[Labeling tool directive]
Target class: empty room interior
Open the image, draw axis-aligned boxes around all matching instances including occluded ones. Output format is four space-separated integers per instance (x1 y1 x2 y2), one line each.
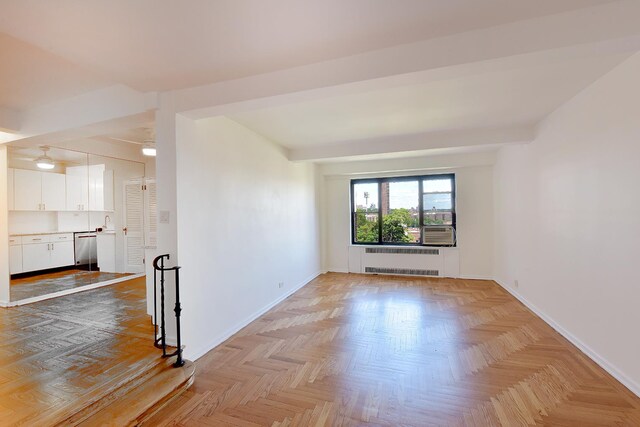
1 1 639 425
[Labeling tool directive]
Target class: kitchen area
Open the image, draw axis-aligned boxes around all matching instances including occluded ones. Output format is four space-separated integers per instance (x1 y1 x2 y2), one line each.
5 142 156 304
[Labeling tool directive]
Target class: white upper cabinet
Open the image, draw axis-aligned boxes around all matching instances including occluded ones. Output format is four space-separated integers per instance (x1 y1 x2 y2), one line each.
13 169 65 211
65 164 113 212
41 172 66 211
88 164 105 211
103 170 114 212
66 167 89 211
9 165 112 212
14 169 41 210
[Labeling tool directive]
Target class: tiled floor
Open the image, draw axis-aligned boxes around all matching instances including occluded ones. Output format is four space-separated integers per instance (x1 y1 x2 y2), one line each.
10 269 132 301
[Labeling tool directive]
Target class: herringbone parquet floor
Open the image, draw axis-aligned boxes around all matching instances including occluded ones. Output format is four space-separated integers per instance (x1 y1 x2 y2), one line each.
148 273 640 426
0 277 158 426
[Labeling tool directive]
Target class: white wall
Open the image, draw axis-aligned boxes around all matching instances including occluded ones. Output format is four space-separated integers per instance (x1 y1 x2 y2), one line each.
0 146 10 304
175 116 321 360
321 157 494 279
8 211 58 234
493 52 640 395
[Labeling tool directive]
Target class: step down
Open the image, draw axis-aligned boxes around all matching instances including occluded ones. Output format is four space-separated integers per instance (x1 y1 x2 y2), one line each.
53 357 195 426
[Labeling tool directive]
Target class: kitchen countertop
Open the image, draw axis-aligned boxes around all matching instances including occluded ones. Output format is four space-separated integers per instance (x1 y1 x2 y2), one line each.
10 230 116 237
10 231 82 237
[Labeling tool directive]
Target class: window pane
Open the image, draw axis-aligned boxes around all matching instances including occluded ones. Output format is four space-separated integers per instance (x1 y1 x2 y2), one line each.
381 181 420 243
423 178 451 193
353 182 378 211
353 210 379 243
423 210 453 225
422 177 453 226
423 193 452 211
353 182 379 242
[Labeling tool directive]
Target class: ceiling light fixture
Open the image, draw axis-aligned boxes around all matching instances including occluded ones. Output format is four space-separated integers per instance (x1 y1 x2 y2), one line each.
35 147 55 170
142 141 156 157
141 129 156 156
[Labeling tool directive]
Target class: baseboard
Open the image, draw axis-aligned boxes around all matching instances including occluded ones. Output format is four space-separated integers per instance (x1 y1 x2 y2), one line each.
326 267 348 273
458 275 495 281
6 273 145 307
185 270 323 361
0 300 8 308
494 278 640 398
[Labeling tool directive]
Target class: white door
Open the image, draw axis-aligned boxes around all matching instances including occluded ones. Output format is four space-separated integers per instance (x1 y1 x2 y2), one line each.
50 241 75 268
123 179 145 273
42 172 66 211
143 179 157 248
22 243 51 272
14 169 42 211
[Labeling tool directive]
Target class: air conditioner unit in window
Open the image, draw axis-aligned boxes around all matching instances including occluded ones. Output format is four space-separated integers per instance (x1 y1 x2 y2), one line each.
423 225 455 246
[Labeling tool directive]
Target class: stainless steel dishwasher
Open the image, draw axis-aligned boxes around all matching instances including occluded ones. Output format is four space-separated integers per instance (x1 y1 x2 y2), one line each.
74 231 97 268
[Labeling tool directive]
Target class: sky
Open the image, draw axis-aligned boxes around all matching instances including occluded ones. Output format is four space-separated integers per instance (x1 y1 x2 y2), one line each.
353 179 452 210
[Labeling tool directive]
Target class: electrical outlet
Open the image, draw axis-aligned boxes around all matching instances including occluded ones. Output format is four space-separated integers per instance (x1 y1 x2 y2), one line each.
514 280 519 288
278 282 284 289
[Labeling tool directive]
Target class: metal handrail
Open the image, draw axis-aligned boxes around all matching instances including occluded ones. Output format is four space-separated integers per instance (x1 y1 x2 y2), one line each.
152 253 185 368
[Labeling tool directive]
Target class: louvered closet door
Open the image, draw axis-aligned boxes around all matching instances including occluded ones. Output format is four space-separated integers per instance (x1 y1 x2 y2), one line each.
143 179 157 248
123 179 145 273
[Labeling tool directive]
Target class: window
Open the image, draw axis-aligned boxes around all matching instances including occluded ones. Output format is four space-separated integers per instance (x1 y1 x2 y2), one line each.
351 174 456 246
352 181 379 243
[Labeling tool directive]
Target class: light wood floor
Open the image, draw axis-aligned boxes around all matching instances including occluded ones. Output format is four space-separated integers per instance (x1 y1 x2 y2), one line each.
10 269 132 301
148 272 640 426
0 277 158 426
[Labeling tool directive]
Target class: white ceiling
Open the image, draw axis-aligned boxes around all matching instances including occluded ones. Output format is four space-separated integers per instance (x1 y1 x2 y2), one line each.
0 33 110 110
0 0 613 96
228 53 631 149
0 0 637 164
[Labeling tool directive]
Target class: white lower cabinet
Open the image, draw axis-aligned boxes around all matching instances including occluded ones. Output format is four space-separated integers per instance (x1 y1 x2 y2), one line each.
97 233 116 272
15 233 76 274
9 245 23 274
22 243 51 272
50 241 75 268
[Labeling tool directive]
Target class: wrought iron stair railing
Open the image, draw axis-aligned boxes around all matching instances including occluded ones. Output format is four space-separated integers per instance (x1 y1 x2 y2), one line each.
152 254 184 368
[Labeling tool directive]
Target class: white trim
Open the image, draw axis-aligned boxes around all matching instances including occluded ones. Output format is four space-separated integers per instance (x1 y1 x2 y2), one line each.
459 275 494 281
185 271 322 361
0 300 8 308
6 273 145 307
494 279 640 398
326 267 348 273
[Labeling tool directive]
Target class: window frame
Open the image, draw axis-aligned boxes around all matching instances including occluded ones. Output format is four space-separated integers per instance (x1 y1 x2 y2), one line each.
350 173 456 246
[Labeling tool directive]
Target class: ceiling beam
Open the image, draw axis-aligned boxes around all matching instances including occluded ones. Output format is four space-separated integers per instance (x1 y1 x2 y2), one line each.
171 0 640 118
287 125 535 162
4 85 157 144
319 150 498 176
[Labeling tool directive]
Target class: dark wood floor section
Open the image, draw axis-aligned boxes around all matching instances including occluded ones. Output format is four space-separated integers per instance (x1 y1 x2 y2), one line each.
10 269 133 301
0 277 157 426
148 272 640 426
